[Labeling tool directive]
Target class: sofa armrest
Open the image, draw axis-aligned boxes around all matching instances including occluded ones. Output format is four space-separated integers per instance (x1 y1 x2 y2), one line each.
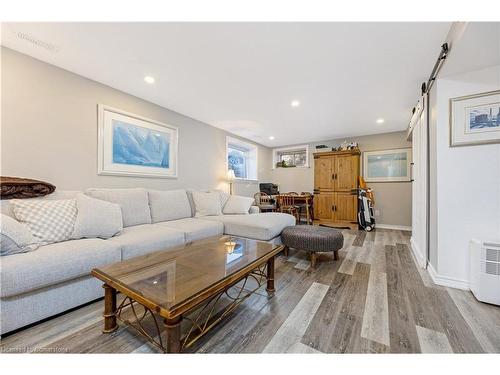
249 205 260 214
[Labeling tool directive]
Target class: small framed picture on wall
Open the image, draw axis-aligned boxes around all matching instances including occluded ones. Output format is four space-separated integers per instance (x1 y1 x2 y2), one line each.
450 90 500 147
362 148 412 182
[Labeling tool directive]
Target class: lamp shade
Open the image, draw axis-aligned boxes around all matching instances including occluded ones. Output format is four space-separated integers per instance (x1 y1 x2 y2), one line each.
227 169 236 181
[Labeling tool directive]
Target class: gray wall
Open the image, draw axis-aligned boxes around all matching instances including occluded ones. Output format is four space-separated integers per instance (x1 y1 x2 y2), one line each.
270 131 412 227
1 47 271 196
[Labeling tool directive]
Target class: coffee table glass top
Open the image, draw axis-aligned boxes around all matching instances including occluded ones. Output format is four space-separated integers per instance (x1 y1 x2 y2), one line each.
93 236 281 312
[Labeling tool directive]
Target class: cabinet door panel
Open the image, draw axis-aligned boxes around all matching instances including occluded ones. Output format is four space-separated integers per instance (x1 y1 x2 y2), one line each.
334 155 359 191
314 194 333 221
314 157 334 190
334 192 358 222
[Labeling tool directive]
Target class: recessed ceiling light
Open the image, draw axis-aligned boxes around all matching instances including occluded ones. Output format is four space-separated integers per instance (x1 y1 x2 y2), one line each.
291 100 300 107
144 76 155 84
269 136 275 140
376 118 385 124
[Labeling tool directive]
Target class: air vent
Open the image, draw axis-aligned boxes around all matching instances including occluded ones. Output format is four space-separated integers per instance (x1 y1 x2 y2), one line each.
15 31 59 53
486 248 500 262
485 261 500 276
484 246 500 275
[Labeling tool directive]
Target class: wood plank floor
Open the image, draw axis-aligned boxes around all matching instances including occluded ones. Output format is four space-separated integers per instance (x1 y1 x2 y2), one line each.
2 228 500 354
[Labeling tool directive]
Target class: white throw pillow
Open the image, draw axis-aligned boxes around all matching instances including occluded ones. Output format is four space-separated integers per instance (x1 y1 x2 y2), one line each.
192 191 222 217
222 195 255 215
11 199 77 245
85 188 151 227
72 194 123 239
0 214 39 256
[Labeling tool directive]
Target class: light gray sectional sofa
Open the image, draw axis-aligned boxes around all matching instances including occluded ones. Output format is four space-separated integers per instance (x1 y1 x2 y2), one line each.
0 188 295 334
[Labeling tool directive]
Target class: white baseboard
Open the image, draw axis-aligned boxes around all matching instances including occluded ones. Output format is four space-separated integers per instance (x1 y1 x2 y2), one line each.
376 224 412 231
371 223 470 291
427 263 469 290
410 237 426 268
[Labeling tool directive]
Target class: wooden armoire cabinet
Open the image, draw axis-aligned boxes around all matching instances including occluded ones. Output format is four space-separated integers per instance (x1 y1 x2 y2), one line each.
313 150 360 229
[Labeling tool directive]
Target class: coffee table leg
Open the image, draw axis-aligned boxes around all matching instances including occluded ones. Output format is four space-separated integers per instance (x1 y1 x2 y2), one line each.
266 256 275 295
283 245 289 257
102 284 118 333
164 317 182 353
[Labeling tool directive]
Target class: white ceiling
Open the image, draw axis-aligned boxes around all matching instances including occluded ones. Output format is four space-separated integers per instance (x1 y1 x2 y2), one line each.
1 22 451 147
441 22 500 78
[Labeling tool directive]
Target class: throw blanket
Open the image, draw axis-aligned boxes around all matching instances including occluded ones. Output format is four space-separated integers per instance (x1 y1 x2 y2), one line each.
0 176 56 200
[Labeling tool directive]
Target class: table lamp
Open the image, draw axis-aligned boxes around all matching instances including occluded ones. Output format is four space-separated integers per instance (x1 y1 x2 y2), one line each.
227 169 236 195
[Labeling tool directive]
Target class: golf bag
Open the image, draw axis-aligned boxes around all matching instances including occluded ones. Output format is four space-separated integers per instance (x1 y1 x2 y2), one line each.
358 186 375 231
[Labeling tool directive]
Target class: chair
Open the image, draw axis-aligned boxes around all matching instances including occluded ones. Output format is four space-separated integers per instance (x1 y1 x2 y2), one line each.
287 192 313 225
277 194 300 223
254 192 276 212
299 192 314 225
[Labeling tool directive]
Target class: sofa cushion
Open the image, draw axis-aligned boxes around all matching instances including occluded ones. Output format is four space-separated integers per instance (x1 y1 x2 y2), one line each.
157 218 224 242
85 188 151 227
0 238 121 298
191 191 222 217
72 193 123 239
148 189 192 223
108 224 185 260
201 212 296 241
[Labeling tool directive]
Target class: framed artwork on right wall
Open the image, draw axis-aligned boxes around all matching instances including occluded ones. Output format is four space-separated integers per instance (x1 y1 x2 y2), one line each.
363 148 412 182
450 90 500 147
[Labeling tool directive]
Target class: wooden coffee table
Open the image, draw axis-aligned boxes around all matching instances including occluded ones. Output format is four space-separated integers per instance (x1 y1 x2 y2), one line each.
91 235 283 353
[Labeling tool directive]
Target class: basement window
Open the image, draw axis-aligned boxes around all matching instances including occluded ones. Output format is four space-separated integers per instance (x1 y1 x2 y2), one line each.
273 145 309 168
226 137 258 180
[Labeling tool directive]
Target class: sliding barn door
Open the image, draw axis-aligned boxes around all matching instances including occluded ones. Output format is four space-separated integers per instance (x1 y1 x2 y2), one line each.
410 95 428 268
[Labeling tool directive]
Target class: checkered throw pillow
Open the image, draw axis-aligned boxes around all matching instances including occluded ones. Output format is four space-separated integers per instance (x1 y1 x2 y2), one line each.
211 189 231 210
11 199 77 245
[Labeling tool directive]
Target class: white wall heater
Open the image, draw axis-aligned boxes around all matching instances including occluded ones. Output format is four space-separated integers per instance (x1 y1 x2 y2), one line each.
470 239 500 306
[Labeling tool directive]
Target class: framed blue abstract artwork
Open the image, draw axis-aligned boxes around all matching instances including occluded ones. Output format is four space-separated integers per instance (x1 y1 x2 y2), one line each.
450 90 500 147
98 105 178 178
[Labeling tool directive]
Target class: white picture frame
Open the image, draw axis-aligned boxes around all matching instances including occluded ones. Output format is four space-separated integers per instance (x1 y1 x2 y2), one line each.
362 148 412 182
450 90 500 147
97 105 178 178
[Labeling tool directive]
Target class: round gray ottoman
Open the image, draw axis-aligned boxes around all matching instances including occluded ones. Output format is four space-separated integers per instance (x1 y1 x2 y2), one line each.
281 226 344 269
